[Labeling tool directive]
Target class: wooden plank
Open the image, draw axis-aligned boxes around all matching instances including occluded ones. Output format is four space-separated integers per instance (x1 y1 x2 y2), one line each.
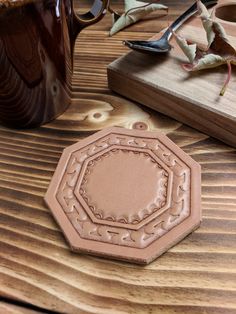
0 91 236 313
108 0 236 148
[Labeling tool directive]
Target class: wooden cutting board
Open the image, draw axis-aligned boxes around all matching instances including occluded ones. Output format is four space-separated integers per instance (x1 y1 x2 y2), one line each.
108 1 236 148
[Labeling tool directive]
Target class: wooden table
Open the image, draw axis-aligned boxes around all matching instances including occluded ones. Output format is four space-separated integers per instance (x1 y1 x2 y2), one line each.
1 1 236 313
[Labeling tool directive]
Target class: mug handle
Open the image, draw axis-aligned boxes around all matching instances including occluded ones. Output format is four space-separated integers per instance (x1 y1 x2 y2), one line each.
74 0 109 28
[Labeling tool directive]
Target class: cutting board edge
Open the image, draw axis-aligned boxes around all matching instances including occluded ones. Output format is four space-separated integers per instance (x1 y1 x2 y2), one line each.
108 54 236 123
107 65 236 148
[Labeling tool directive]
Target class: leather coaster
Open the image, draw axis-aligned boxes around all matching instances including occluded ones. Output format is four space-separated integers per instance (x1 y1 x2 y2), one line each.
45 127 201 264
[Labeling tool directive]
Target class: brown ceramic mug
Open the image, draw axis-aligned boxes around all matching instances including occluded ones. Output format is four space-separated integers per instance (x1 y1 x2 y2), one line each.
0 0 108 128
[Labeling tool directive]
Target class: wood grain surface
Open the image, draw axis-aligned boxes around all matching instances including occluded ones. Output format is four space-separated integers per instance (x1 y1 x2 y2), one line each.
0 301 45 314
0 1 236 313
108 0 236 148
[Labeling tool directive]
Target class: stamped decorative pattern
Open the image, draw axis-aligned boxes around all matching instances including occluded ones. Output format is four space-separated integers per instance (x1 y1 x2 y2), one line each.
56 132 190 249
79 148 169 225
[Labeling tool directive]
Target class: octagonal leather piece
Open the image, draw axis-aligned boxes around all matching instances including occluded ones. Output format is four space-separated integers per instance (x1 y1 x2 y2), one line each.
45 127 201 264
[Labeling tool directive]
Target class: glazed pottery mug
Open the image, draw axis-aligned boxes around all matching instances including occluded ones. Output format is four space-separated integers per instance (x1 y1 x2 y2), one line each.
0 0 109 128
